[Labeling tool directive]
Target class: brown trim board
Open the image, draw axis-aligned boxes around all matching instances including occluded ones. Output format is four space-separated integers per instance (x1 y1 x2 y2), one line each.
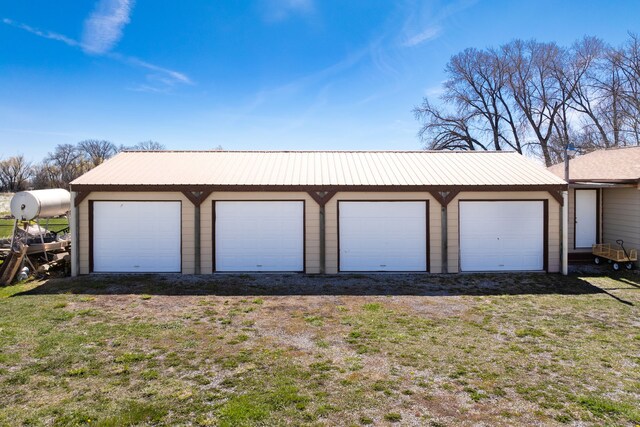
336 200 430 273
212 200 306 273
543 199 549 272
89 200 183 274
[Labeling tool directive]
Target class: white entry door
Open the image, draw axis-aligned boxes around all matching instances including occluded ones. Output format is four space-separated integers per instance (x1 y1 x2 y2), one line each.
459 201 544 272
575 190 597 248
93 201 181 273
215 201 304 272
339 201 427 271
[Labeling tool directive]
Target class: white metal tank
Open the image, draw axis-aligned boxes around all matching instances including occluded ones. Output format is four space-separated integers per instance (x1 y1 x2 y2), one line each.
10 189 71 221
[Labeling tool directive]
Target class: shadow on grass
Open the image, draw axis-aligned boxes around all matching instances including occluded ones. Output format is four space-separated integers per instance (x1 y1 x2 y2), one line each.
10 270 638 304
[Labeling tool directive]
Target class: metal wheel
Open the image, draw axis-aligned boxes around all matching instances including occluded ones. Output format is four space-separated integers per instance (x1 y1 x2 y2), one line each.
625 262 634 270
594 257 601 265
612 262 620 271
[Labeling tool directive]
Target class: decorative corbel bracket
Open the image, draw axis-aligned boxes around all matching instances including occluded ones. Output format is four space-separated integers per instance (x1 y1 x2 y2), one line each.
182 189 214 207
308 190 337 207
73 191 90 207
548 190 564 206
428 189 460 207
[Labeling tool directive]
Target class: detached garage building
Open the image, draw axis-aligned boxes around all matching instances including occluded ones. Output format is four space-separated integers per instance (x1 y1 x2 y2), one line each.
69 151 567 275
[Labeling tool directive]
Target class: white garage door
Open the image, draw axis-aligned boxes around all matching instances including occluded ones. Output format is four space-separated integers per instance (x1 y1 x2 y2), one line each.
459 201 544 272
93 201 181 273
215 201 304 272
339 201 427 272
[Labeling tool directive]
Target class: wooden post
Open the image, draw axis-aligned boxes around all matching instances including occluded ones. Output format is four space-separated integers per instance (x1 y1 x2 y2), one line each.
441 205 448 274
194 204 201 275
320 205 325 274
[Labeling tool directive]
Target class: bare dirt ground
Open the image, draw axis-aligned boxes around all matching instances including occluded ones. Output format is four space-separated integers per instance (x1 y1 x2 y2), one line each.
1 268 639 426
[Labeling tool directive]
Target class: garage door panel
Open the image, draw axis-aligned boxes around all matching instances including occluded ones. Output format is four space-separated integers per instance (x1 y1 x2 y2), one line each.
339 201 427 272
215 201 304 272
93 201 181 273
460 201 544 272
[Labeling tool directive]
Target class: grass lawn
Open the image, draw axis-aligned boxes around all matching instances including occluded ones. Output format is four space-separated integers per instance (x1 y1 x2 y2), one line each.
0 218 69 239
0 270 639 426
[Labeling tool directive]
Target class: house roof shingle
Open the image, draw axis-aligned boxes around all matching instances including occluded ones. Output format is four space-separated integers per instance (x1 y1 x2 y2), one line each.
548 146 640 183
70 150 566 188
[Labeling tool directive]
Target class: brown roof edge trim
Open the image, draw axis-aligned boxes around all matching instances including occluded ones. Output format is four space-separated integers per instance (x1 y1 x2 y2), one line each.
70 184 568 193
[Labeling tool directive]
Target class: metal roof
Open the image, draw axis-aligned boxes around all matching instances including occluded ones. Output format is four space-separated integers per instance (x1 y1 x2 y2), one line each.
548 146 640 183
70 150 566 188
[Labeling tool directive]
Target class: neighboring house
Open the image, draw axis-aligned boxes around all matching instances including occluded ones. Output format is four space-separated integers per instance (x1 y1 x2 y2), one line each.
548 146 640 266
69 151 567 275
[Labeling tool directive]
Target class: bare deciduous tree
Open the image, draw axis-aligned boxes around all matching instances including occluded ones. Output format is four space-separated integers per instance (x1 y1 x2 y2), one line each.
39 144 89 188
443 48 523 152
503 40 569 166
415 34 640 166
123 140 166 151
0 155 32 192
78 139 118 166
414 99 486 151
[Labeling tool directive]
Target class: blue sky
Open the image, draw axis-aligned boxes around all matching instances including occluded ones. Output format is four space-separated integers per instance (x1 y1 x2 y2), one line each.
2 0 640 161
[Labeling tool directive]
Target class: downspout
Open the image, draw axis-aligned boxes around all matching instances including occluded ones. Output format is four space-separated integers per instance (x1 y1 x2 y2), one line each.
70 191 79 277
562 190 568 276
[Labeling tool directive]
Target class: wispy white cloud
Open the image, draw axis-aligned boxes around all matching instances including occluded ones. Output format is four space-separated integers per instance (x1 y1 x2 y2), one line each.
2 15 191 91
245 47 367 112
2 18 80 47
81 0 134 54
399 0 477 48
402 26 442 47
122 54 193 84
262 0 314 23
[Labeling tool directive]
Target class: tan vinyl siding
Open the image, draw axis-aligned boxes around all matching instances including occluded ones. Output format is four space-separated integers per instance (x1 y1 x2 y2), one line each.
201 192 320 274
77 192 194 275
447 191 561 273
324 192 441 274
602 188 640 266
